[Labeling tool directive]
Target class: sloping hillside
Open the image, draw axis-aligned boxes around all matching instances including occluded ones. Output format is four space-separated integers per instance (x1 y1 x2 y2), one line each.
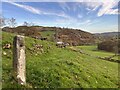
2 32 119 88
95 32 120 38
2 26 95 45
55 29 95 45
94 32 120 43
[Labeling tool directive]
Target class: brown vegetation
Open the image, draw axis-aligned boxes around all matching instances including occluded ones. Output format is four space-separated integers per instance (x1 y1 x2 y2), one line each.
2 26 95 46
55 29 95 46
2 26 41 38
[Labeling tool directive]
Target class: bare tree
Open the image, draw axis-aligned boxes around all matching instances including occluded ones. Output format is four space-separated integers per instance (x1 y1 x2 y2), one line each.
29 22 35 26
23 21 35 26
8 18 17 28
23 21 29 26
0 17 6 28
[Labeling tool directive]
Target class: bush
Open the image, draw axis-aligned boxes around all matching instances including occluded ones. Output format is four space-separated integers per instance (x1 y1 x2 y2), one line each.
98 40 120 53
2 26 41 38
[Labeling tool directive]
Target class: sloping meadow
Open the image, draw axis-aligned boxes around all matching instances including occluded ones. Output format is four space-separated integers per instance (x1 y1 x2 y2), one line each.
2 32 119 88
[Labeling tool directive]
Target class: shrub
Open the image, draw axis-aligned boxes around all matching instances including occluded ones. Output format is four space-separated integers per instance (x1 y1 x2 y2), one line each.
98 40 120 53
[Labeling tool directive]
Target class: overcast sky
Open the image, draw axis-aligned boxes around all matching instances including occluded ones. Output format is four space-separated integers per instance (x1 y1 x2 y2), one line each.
2 0 119 33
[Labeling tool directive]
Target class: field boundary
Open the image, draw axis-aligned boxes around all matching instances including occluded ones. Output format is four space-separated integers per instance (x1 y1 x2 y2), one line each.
69 47 120 63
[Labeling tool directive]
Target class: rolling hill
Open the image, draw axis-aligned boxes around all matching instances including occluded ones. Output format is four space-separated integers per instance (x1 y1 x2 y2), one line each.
2 26 95 46
2 31 119 88
94 32 120 43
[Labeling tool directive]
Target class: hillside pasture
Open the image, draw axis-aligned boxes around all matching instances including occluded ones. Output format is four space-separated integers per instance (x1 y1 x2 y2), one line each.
2 32 119 88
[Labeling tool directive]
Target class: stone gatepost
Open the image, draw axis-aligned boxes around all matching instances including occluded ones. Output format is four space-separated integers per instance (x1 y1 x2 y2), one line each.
13 35 26 85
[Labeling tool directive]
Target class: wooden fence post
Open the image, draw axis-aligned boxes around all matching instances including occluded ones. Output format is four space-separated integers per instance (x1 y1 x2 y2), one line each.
13 35 26 85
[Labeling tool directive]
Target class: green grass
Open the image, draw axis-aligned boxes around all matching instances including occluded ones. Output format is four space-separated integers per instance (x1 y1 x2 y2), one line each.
112 56 119 60
2 32 119 88
40 31 55 41
76 45 120 60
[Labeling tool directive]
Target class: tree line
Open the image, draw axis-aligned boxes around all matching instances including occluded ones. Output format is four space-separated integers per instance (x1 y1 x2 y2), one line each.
0 17 35 28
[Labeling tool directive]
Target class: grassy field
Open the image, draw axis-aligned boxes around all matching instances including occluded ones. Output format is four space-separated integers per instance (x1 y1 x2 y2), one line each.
40 31 55 41
76 46 120 60
2 32 119 88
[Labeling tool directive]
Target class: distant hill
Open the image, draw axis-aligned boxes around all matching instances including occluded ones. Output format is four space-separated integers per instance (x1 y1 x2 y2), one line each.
2 26 95 46
94 32 120 43
55 29 95 46
95 32 120 37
